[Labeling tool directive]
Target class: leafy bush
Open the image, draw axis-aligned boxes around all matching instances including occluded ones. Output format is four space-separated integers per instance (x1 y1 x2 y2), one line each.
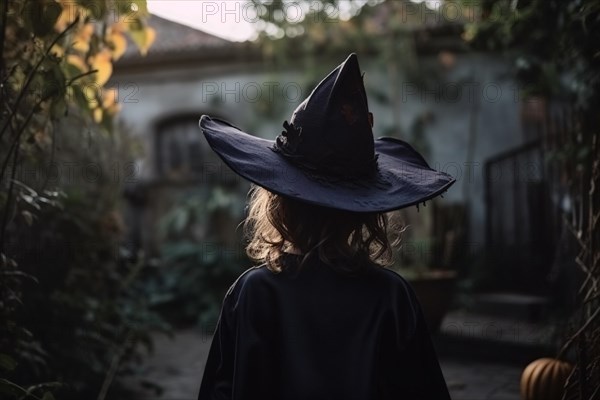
154 186 249 327
0 1 163 398
1 113 170 399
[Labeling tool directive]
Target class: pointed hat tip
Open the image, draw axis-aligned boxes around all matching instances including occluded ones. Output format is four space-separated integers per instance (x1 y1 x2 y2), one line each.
339 53 362 78
344 53 359 66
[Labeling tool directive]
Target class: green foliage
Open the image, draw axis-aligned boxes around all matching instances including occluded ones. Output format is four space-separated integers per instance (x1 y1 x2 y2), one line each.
155 186 248 327
1 114 169 399
0 1 164 398
252 0 468 141
464 1 600 397
0 375 61 400
1 0 153 148
463 0 600 106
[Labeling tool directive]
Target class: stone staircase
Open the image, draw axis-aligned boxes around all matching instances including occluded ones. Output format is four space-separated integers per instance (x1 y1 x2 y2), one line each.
433 292 559 364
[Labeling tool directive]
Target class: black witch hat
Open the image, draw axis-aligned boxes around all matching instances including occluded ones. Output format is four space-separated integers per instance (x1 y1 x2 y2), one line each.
199 53 455 212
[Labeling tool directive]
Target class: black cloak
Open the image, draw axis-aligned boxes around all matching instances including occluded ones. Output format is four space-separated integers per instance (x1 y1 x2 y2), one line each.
197 254 451 400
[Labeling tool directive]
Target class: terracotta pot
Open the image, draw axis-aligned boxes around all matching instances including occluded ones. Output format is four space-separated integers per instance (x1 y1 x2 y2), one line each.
409 270 457 332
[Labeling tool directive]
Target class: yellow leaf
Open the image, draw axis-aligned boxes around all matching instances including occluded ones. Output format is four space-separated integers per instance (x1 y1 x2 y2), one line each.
91 50 113 86
84 84 100 109
80 23 95 41
67 54 87 72
72 23 95 53
55 1 79 32
111 21 126 33
129 25 156 56
102 88 118 108
72 39 89 53
107 31 127 60
50 44 64 57
93 107 103 123
106 103 121 116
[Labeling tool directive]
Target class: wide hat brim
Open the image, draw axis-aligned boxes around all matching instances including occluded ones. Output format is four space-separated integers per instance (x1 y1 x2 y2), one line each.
199 116 455 213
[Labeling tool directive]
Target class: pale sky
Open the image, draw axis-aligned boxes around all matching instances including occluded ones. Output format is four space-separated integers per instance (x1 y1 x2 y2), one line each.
147 0 259 42
147 0 433 42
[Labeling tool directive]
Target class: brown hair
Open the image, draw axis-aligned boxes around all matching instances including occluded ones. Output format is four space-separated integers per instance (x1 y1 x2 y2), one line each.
243 185 402 273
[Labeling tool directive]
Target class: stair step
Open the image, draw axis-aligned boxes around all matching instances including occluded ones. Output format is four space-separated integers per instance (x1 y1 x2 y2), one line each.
469 292 550 322
434 309 557 364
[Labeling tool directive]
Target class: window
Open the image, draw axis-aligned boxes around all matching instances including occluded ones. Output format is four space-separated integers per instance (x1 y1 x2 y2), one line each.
156 115 216 179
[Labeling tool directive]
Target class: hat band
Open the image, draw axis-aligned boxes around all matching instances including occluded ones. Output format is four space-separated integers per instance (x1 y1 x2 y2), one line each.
270 121 378 179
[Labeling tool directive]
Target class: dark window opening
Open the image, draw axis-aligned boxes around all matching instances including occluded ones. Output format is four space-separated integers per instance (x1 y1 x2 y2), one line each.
156 116 229 182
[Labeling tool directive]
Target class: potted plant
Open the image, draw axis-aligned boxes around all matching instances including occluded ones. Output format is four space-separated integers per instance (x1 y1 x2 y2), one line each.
401 266 458 333
388 204 460 333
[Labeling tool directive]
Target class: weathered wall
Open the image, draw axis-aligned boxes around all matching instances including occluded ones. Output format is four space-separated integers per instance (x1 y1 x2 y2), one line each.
112 51 527 256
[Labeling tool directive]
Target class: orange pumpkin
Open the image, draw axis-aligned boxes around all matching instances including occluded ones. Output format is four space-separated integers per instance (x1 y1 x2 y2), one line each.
520 357 573 400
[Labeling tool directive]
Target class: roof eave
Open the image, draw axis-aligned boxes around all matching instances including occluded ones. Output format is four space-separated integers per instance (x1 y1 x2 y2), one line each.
114 42 262 73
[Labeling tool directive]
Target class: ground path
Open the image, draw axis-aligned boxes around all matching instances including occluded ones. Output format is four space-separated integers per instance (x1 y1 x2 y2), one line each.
119 329 523 400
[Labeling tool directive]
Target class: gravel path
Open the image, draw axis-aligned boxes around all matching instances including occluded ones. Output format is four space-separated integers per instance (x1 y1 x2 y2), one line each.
119 329 523 400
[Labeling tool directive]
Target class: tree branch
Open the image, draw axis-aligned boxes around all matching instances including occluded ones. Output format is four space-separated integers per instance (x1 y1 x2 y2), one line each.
0 16 80 142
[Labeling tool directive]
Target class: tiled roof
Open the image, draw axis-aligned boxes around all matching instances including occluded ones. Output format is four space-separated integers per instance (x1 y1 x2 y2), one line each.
122 14 233 60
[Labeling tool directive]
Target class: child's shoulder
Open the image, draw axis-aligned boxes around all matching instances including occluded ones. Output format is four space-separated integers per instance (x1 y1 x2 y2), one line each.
376 266 412 285
369 266 420 299
224 264 271 297
225 263 416 302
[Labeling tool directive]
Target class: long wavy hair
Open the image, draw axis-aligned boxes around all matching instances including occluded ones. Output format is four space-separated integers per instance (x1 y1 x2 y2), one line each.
243 185 402 273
